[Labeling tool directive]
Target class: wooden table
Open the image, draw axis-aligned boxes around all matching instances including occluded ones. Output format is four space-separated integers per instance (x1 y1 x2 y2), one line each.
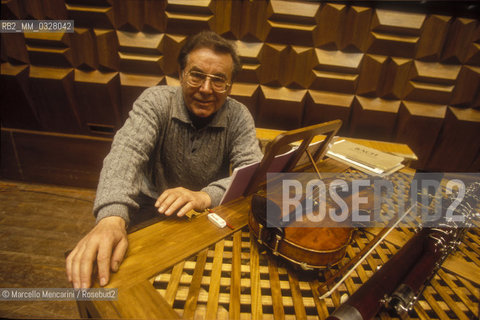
77 135 479 319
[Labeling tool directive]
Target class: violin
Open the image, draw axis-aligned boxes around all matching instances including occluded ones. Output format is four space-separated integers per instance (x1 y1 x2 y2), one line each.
249 181 375 269
244 120 372 269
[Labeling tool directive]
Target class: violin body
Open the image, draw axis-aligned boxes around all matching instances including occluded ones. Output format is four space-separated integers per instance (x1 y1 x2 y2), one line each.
249 184 375 270
245 120 353 269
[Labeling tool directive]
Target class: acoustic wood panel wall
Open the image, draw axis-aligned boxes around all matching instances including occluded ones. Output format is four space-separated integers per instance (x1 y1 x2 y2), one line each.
1 0 480 187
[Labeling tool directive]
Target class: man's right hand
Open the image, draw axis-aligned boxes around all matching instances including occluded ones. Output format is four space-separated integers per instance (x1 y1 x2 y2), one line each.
65 216 128 289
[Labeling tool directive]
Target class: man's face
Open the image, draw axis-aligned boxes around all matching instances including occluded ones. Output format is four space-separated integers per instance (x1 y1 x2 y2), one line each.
180 47 233 118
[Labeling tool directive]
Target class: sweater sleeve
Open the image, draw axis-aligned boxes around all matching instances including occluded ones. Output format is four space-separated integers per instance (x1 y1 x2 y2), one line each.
201 101 263 206
93 87 171 225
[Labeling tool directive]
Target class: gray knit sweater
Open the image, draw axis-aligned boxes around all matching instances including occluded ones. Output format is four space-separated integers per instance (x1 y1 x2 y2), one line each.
93 86 263 224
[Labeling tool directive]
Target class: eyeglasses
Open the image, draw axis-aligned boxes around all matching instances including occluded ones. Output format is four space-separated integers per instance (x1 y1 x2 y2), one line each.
184 70 231 93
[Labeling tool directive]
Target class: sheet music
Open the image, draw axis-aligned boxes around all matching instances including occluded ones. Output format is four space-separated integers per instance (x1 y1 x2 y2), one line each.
219 147 296 205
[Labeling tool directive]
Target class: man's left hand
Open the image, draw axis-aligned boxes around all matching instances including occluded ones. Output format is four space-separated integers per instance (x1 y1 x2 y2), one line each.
155 187 212 217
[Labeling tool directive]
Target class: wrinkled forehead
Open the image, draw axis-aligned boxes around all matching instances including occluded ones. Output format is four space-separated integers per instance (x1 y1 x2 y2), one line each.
184 47 234 78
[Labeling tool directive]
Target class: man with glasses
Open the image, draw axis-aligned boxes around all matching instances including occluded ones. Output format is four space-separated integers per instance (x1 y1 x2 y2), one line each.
66 31 263 289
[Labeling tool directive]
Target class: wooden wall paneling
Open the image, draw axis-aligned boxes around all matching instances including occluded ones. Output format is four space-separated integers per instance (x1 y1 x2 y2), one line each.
257 86 306 130
366 9 425 58
160 34 186 76
378 57 412 100
143 0 167 32
233 0 269 41
426 107 480 171
94 29 119 71
395 101 446 169
473 84 480 109
209 0 233 37
415 14 450 61
117 31 163 75
24 32 73 68
119 73 165 121
340 6 373 52
110 0 167 32
258 43 288 86
43 0 68 19
117 30 164 53
223 0 242 39
64 0 111 6
303 90 353 135
28 66 81 133
1 0 27 19
465 23 480 65
65 1 115 29
1 33 29 64
111 0 145 32
403 60 460 105
469 151 480 171
22 0 45 19
165 76 180 87
283 46 316 88
356 54 387 96
311 49 363 93
23 0 67 20
74 70 121 136
10 129 112 188
71 28 98 69
264 0 319 46
234 41 262 83
450 66 480 107
313 2 346 50
229 83 260 119
0 36 7 63
164 0 213 36
441 17 478 64
0 63 39 129
349 96 400 141
1 0 479 184
0 129 23 181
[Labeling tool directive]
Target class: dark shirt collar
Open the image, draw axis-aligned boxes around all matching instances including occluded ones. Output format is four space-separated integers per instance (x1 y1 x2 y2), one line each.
172 87 228 128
